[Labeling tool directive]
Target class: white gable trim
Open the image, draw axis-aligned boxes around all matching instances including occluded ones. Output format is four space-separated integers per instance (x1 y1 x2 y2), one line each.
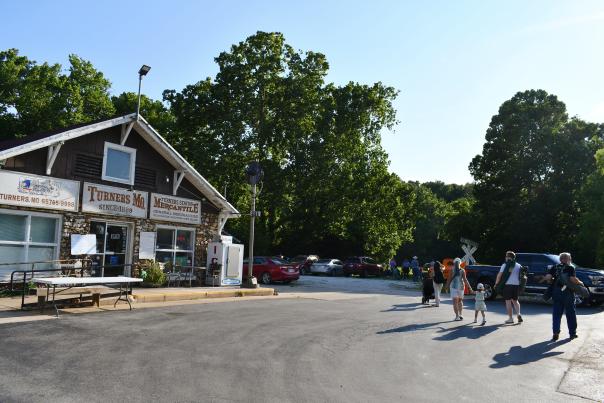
0 114 239 216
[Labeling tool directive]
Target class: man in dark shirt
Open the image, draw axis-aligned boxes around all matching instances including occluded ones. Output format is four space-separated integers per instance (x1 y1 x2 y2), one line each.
542 252 584 341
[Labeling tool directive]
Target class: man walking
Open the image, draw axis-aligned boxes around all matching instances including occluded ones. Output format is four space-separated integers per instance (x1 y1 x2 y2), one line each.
495 251 523 324
411 256 420 282
542 252 583 341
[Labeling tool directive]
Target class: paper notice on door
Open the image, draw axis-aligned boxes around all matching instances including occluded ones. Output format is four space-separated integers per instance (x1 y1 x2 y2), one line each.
71 234 97 255
139 232 156 260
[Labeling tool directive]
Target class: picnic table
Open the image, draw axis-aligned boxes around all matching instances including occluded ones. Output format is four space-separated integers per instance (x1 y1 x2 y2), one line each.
34 276 143 317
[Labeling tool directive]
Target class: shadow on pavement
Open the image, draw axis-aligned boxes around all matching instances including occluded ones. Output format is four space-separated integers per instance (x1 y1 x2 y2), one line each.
489 340 565 368
433 323 501 340
381 302 436 312
376 320 450 334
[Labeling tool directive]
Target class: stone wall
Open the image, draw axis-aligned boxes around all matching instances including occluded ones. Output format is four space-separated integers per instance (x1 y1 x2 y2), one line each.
0 203 220 269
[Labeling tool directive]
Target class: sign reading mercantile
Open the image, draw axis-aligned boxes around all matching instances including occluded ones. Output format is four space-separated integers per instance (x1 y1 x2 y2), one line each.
83 182 148 218
0 170 80 212
150 193 201 224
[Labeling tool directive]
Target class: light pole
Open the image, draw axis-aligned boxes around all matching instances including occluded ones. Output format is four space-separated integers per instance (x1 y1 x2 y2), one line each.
242 161 263 288
136 65 151 119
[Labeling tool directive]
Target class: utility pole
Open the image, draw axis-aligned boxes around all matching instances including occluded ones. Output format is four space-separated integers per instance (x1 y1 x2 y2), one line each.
242 161 262 288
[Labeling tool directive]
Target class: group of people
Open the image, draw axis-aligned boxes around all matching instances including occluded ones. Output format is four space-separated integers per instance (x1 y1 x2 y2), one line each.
420 251 583 341
388 256 422 281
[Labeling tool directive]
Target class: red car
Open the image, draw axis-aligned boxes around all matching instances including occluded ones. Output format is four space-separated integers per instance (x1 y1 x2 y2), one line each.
242 256 300 285
343 256 383 277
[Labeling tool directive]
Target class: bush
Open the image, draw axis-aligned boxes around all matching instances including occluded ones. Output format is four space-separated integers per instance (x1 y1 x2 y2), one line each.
139 260 166 287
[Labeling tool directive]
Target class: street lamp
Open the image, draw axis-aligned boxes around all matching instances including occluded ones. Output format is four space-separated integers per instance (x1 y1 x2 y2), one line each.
242 161 263 288
136 65 151 119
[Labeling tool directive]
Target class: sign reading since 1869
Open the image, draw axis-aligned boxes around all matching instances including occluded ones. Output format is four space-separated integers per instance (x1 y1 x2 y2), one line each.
150 193 201 224
82 182 148 218
0 170 80 212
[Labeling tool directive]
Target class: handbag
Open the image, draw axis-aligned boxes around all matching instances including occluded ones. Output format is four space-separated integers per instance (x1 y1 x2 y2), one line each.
557 265 590 298
519 266 528 293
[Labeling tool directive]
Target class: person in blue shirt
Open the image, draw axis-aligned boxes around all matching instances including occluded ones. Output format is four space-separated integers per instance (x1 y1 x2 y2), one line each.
402 258 411 279
411 256 420 282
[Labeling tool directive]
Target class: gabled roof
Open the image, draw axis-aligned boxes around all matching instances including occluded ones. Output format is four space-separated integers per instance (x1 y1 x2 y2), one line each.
0 114 239 216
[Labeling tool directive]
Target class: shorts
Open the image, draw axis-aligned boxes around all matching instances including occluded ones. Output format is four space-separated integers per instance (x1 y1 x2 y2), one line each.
502 285 519 300
450 287 464 299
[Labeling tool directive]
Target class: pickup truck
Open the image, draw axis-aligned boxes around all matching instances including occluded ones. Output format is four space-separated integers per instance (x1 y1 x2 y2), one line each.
463 253 604 306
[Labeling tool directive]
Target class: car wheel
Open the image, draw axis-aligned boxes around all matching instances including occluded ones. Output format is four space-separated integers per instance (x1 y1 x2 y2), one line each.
261 272 272 285
480 279 496 301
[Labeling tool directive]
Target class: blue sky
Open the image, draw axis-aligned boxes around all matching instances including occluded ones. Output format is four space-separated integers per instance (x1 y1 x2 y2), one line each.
2 0 603 184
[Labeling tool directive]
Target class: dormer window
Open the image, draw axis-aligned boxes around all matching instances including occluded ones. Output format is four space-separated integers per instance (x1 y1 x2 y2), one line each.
102 142 136 185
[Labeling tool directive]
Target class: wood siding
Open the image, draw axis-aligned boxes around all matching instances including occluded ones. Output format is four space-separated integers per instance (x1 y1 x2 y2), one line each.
4 126 219 214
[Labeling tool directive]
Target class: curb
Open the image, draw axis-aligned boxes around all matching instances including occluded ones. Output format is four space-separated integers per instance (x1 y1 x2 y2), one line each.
128 288 275 304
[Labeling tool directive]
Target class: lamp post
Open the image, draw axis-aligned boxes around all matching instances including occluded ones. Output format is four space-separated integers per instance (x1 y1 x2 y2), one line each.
242 161 263 288
136 65 151 119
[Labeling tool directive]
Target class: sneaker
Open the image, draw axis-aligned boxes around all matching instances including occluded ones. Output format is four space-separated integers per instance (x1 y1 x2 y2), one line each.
472 319 477 323
552 333 559 341
570 334 578 340
454 316 460 321
481 320 486 326
504 318 514 324
517 315 523 323
459 316 463 320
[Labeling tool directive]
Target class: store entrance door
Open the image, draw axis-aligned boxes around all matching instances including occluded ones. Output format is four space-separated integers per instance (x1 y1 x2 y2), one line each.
90 221 131 276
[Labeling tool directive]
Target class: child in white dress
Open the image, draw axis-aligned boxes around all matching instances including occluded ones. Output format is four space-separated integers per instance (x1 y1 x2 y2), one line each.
473 283 487 326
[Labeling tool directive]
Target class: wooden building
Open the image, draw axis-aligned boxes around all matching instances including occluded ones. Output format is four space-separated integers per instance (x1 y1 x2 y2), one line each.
0 114 239 280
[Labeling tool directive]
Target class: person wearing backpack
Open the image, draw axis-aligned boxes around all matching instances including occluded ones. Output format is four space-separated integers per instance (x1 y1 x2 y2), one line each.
495 251 523 325
430 261 445 307
542 252 584 341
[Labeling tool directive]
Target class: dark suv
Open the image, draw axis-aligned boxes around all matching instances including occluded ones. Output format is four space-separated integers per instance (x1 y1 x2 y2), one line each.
464 253 604 306
343 257 382 277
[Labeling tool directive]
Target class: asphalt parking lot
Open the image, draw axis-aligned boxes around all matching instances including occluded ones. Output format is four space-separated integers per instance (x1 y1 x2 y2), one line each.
1 276 602 403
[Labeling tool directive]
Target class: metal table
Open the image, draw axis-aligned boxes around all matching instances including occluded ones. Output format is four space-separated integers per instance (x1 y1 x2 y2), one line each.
34 277 143 317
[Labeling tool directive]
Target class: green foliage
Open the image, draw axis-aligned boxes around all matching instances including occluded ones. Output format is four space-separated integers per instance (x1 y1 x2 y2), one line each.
576 147 604 266
469 89 603 263
111 92 174 136
0 49 115 140
140 260 166 287
164 31 412 261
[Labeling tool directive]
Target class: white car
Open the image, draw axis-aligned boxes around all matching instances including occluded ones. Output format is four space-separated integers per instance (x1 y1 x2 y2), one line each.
310 259 344 276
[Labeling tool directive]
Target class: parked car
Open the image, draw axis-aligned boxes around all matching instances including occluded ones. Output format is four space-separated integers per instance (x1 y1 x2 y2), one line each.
310 259 344 276
242 256 300 285
342 256 382 277
289 255 319 275
462 252 604 306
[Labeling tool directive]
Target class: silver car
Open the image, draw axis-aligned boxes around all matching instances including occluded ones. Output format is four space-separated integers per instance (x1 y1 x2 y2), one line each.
310 259 344 276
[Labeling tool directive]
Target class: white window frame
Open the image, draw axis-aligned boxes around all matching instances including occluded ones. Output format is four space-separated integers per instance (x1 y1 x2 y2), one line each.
102 142 137 185
0 208 62 263
154 225 196 267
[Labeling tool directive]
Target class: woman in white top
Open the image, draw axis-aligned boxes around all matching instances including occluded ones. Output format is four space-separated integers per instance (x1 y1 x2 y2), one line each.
445 258 473 321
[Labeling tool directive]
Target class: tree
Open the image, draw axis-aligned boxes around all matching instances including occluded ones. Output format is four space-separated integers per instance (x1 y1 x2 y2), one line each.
0 49 115 139
165 32 413 261
576 146 604 266
112 92 174 136
469 90 601 261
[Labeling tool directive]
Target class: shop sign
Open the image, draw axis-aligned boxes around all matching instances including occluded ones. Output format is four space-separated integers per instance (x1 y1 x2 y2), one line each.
150 193 201 224
83 182 147 218
0 170 79 212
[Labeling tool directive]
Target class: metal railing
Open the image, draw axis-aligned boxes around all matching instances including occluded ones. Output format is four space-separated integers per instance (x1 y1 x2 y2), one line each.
165 265 207 287
4 259 93 291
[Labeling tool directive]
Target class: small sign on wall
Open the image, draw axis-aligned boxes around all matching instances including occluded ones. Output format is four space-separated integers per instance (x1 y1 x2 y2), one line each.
71 234 97 255
139 232 156 260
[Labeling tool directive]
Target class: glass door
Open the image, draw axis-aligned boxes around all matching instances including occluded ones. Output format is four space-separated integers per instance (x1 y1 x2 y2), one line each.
90 221 130 276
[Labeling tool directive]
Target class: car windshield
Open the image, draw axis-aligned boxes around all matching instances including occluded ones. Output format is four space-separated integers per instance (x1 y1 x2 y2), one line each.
270 257 289 265
546 254 561 264
316 259 332 263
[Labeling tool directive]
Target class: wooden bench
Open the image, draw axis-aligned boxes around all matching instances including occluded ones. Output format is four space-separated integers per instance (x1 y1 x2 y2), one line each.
36 286 108 312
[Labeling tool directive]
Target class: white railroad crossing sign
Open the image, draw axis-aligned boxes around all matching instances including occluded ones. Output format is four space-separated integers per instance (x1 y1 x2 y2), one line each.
460 237 478 265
